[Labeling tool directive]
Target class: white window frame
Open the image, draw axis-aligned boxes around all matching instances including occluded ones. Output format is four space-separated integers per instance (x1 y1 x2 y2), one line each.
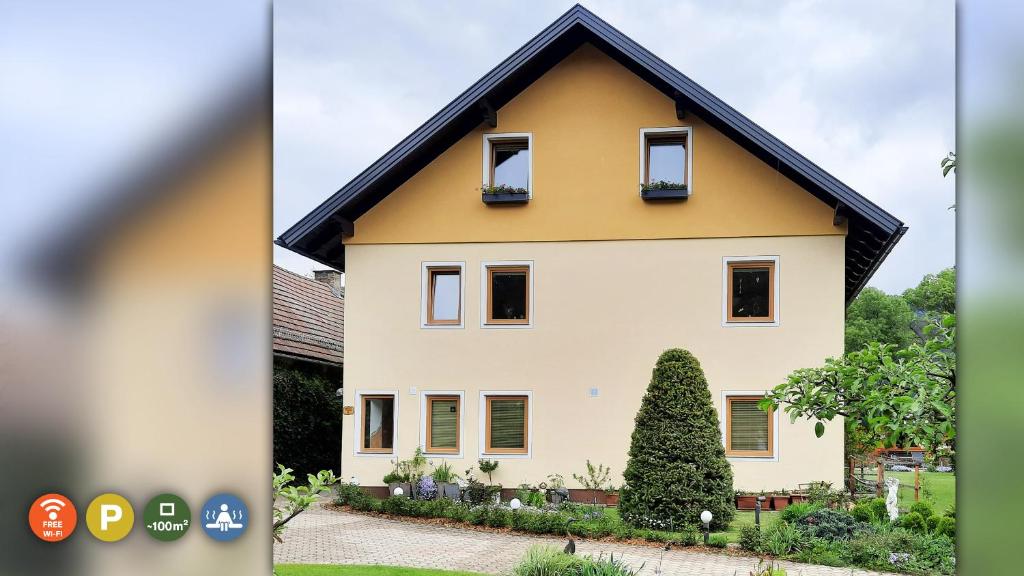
482 132 533 198
721 390 780 462
639 126 693 195
722 255 780 327
419 390 465 458
478 390 533 459
421 261 466 329
480 260 534 329
353 389 399 458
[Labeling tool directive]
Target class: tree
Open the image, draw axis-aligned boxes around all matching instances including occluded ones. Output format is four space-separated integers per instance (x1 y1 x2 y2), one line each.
273 366 343 478
845 287 916 352
903 267 956 316
762 314 956 458
620 349 734 531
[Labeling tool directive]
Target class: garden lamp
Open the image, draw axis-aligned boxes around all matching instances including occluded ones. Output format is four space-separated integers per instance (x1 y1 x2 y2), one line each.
510 498 521 510
700 510 712 545
393 487 404 497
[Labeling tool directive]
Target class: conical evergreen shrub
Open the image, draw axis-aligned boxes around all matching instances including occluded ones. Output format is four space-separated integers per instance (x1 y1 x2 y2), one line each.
619 348 735 531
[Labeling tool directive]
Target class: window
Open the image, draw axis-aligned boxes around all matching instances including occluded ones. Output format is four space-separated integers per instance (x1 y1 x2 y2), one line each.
723 257 779 325
359 394 396 454
483 133 532 195
424 395 461 454
422 263 464 327
640 127 692 191
725 395 774 458
482 261 532 326
484 395 529 455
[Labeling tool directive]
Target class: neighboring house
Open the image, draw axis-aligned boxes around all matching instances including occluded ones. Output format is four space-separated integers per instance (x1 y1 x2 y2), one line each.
277 5 905 494
273 265 345 378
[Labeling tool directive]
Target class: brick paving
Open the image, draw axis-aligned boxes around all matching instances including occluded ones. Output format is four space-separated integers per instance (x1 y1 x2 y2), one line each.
274 503 897 576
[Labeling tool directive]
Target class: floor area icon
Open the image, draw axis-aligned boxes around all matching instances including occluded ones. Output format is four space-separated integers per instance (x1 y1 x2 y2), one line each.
200 493 248 541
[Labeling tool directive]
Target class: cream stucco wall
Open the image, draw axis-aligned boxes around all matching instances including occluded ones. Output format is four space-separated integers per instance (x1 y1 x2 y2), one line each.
341 236 845 491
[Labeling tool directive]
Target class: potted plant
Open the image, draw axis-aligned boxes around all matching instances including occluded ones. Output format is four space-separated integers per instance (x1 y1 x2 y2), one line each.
383 468 411 498
771 490 791 511
735 490 758 510
431 461 461 500
545 474 567 505
478 459 501 503
481 184 529 204
605 484 621 507
640 180 689 200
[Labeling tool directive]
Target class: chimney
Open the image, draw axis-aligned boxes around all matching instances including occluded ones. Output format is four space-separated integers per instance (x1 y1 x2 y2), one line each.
313 269 344 297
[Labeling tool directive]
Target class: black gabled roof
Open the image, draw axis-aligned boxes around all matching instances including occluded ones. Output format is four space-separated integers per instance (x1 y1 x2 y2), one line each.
277 4 905 304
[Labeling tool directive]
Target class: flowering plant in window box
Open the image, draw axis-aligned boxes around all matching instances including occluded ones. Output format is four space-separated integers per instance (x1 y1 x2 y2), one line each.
640 180 689 200
481 184 529 204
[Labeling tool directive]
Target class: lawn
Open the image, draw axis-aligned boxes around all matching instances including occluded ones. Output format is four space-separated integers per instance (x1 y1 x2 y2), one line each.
892 471 955 514
275 565 485 576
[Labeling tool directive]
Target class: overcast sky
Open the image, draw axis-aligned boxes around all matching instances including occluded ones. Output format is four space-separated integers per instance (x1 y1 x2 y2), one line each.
274 0 955 293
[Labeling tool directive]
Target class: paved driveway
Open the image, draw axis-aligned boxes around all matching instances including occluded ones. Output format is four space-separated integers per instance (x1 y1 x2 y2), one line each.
273 504 896 576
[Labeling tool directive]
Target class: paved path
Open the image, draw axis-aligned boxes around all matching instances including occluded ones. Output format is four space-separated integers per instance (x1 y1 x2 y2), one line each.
274 503 896 576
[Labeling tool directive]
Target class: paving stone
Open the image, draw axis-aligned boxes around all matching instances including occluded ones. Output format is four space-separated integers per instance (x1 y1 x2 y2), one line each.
273 503 898 576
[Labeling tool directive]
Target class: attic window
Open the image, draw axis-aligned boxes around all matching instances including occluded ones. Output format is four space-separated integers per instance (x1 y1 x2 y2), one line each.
483 133 532 196
639 127 691 197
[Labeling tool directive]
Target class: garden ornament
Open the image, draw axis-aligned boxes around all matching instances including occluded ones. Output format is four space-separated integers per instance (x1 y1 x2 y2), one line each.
885 477 900 521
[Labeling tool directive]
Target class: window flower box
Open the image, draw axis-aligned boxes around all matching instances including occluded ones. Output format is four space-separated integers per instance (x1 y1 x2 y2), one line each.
482 185 529 204
641 181 689 201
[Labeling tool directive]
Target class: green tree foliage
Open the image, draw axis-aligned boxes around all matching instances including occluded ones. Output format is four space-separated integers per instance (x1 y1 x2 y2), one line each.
273 365 343 478
273 464 338 542
763 314 956 458
845 287 915 352
619 349 734 531
903 267 956 315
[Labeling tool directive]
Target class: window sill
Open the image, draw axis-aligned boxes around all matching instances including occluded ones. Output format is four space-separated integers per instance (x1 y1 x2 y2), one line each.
479 452 531 459
482 191 530 204
727 454 778 462
723 320 779 328
641 187 689 200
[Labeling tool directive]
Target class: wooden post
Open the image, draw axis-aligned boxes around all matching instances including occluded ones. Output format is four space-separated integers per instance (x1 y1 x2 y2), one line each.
914 465 920 502
876 460 884 498
849 459 856 497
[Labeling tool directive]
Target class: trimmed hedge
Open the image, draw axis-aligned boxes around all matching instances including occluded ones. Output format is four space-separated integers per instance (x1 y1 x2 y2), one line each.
619 349 734 531
273 365 343 478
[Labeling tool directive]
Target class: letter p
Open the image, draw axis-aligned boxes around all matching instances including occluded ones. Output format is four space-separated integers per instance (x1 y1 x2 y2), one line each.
100 504 122 531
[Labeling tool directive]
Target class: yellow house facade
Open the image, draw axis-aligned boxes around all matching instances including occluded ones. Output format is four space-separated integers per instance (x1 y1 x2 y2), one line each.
279 6 905 495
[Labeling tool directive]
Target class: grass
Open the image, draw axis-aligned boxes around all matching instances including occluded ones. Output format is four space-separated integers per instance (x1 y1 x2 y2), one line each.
891 471 955 514
274 565 485 576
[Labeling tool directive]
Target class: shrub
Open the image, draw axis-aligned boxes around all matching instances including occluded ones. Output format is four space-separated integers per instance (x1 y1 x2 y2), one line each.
707 534 728 548
793 538 850 566
334 483 366 506
850 501 873 523
417 476 438 500
619 349 734 531
798 508 866 540
908 501 934 520
869 497 889 523
933 516 955 538
272 366 342 479
478 459 499 484
762 521 804 556
678 526 699 546
899 511 928 533
739 525 763 552
780 502 820 524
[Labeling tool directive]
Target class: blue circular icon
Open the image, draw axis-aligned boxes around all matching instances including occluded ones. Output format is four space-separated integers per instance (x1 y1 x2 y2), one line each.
200 493 248 541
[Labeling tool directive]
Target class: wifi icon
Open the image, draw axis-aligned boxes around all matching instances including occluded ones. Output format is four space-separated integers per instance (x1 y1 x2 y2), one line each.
29 493 78 542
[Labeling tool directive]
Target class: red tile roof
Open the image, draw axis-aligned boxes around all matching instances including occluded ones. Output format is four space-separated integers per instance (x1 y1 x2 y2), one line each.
273 265 344 365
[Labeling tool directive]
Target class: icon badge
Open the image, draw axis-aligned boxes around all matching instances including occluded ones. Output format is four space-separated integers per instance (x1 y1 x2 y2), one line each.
143 493 191 541
29 493 78 542
201 493 248 541
85 493 134 542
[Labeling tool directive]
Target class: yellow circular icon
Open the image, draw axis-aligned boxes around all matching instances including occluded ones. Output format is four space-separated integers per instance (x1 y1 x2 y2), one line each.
85 493 135 542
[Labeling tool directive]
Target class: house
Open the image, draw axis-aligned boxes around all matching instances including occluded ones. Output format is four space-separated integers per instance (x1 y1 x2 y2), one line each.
277 5 905 495
273 265 345 377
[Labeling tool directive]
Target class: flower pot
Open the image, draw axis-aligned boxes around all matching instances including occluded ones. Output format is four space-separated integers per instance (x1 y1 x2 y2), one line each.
388 482 412 498
771 495 791 511
549 489 567 505
641 187 689 200
438 482 461 500
605 492 620 507
489 485 503 504
735 495 758 510
482 191 529 204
